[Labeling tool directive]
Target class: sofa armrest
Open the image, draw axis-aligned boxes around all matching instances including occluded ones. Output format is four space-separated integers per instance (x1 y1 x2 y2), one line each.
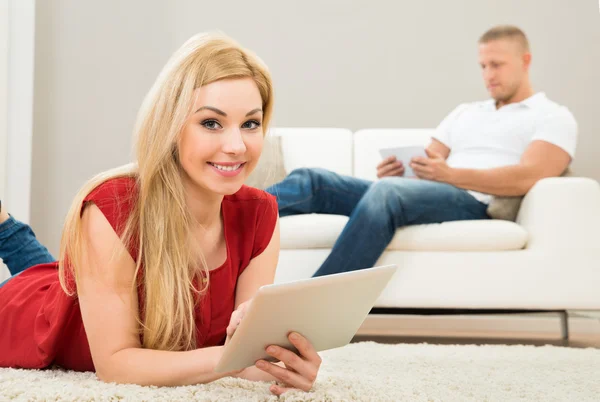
516 177 600 250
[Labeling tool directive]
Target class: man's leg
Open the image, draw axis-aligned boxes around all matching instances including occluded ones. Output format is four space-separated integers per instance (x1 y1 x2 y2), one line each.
313 178 489 277
0 201 55 279
265 168 373 217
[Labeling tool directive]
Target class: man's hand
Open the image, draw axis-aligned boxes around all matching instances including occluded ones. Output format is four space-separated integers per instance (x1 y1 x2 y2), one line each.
377 156 405 178
411 149 455 183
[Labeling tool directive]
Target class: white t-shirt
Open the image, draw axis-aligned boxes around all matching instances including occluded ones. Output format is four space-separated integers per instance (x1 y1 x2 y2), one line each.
432 92 578 204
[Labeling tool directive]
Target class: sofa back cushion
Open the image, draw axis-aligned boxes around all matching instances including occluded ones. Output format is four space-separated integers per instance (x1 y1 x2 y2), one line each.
353 129 435 181
269 127 354 176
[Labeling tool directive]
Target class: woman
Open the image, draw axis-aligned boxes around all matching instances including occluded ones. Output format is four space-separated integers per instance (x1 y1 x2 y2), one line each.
0 32 321 395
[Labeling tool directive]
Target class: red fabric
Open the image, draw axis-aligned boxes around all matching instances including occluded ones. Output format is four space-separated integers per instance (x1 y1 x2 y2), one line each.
0 177 277 371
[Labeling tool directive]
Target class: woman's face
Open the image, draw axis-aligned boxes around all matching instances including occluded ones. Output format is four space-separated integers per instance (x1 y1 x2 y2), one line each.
179 77 265 196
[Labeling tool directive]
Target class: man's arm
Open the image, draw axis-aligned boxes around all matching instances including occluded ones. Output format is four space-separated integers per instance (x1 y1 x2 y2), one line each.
414 105 577 196
412 140 572 196
427 139 451 160
447 140 571 196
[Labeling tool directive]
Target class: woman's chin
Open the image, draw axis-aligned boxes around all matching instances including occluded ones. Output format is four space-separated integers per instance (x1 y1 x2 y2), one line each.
209 180 247 196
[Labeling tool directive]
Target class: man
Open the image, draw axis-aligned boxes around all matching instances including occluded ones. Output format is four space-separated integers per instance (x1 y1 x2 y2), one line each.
265 25 577 277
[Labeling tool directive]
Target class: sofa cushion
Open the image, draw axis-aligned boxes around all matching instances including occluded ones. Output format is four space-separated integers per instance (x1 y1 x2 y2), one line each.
279 214 528 251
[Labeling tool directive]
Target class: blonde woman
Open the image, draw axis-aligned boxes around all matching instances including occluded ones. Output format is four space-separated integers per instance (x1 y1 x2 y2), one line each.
0 32 321 395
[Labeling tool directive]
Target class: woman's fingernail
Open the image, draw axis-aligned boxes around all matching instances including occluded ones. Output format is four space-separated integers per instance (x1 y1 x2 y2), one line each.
290 332 299 340
256 360 266 368
267 346 276 354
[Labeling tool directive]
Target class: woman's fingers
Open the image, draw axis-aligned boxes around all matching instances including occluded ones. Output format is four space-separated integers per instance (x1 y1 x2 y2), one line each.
265 344 313 380
258 332 321 393
225 312 240 339
287 332 321 366
269 384 296 396
255 360 313 392
226 301 251 340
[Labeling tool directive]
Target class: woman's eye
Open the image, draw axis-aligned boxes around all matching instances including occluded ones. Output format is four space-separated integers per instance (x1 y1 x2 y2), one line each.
201 120 222 130
242 120 261 130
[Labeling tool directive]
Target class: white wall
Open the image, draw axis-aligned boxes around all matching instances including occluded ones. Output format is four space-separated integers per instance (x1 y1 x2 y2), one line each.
1 0 35 224
31 0 174 254
31 0 600 255
0 0 7 198
0 0 7 281
170 0 599 176
5 0 35 224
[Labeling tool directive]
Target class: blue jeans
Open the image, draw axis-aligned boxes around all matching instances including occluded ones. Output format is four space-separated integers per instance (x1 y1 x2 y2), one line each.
265 168 489 277
0 216 55 288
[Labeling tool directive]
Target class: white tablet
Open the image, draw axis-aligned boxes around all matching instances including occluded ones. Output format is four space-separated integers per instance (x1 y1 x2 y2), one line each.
379 146 427 177
214 264 398 373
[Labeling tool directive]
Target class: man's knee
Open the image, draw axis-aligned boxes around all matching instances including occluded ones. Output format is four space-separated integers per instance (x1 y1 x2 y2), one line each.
362 177 424 211
288 167 333 188
359 179 397 210
366 177 404 196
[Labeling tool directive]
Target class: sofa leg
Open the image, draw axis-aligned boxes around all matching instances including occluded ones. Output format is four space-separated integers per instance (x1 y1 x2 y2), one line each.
559 311 569 340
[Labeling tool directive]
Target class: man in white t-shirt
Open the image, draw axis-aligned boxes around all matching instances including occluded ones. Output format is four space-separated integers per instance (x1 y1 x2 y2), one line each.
266 25 577 277
404 35 576 205
415 89 575 204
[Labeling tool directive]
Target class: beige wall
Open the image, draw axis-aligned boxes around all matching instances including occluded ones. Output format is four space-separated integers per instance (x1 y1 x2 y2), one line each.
0 0 7 199
31 0 600 254
31 0 173 253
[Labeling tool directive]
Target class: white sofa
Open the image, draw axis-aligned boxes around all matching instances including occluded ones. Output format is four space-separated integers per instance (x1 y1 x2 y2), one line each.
271 127 600 329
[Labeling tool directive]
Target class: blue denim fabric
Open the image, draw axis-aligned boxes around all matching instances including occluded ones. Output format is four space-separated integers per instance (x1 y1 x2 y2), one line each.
266 168 489 277
0 216 55 288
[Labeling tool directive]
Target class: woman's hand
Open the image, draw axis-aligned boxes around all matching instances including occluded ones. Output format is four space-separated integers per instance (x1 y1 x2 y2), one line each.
225 300 252 345
255 332 322 396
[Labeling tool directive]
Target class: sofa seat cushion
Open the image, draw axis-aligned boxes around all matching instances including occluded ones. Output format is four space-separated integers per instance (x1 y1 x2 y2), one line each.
279 214 528 251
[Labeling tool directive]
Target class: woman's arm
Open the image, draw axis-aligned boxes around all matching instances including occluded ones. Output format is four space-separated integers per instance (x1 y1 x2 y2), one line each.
225 217 321 395
225 216 289 385
232 218 280 308
77 204 236 386
225 217 281 383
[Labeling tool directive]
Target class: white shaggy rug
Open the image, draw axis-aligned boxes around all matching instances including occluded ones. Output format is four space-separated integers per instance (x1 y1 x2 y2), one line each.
1 342 599 401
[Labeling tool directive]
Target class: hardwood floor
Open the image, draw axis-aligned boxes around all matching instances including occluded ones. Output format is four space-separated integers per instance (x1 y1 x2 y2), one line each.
352 333 600 348
351 312 600 348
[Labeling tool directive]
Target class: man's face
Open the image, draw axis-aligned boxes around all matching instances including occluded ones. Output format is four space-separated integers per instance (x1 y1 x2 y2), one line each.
478 39 530 103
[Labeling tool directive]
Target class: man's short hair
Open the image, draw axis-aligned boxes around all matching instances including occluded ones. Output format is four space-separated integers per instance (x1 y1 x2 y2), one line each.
479 25 530 52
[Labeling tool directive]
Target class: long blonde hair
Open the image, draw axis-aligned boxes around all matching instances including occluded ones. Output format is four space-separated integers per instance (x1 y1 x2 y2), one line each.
58 32 274 351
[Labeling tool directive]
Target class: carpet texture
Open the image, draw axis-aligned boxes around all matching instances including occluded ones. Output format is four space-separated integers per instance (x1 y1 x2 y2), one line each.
1 342 599 401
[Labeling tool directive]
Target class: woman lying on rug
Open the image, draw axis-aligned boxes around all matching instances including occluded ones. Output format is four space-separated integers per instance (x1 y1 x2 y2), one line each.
0 32 321 395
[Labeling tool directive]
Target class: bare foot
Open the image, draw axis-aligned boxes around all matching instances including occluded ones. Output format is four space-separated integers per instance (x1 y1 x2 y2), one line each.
0 201 9 224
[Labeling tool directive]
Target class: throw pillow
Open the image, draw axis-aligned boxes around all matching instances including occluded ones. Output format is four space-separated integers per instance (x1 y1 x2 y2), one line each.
245 135 287 190
487 167 574 221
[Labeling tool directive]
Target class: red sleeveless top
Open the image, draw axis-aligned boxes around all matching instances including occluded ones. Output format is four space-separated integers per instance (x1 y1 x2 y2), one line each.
0 177 278 371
